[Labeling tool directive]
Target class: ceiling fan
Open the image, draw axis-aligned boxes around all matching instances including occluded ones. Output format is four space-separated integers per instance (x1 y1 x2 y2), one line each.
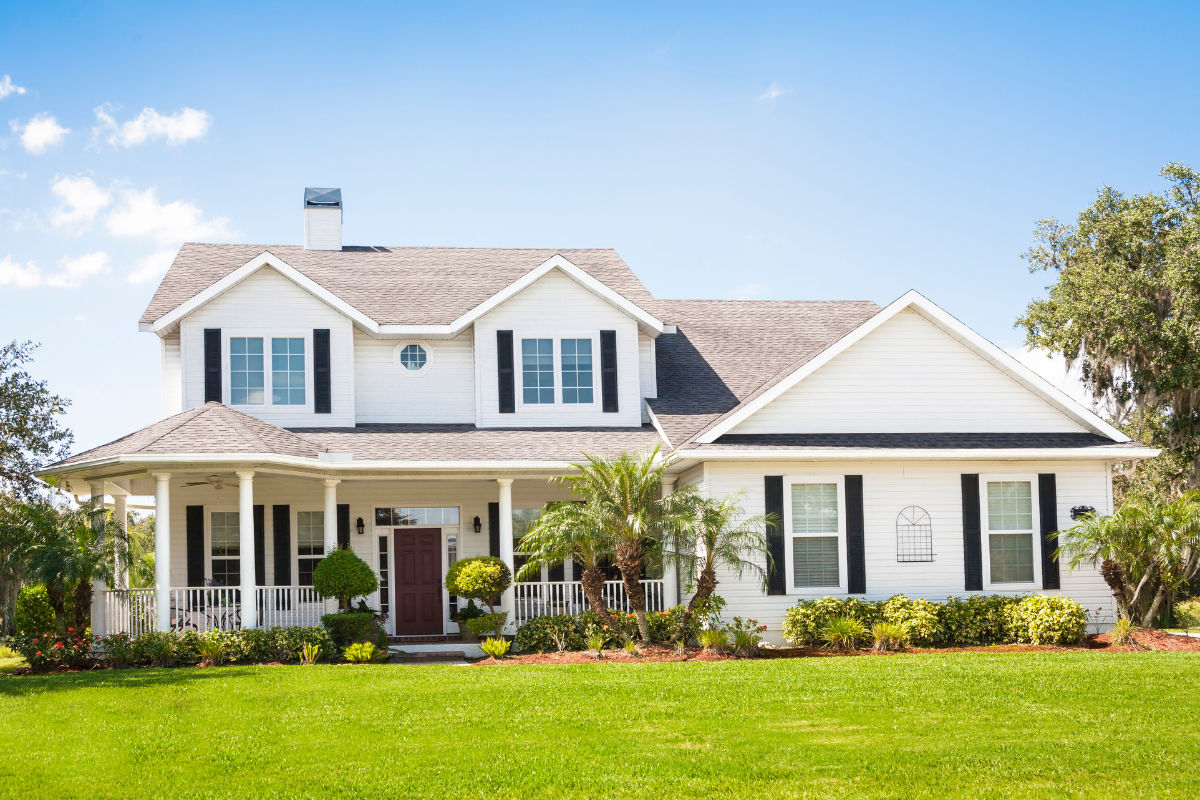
182 475 228 491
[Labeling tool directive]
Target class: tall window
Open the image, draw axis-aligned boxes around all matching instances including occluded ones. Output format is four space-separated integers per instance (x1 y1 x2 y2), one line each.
791 483 839 588
378 535 390 618
297 511 324 586
230 338 264 405
560 339 593 404
210 512 240 586
987 481 1034 583
271 337 306 405
446 534 458 618
521 338 554 404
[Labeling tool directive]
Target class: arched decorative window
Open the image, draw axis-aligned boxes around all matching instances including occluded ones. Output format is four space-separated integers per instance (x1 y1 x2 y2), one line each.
896 506 933 562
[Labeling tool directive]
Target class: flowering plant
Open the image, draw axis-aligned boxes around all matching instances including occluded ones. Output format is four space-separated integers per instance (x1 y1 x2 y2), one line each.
15 630 93 671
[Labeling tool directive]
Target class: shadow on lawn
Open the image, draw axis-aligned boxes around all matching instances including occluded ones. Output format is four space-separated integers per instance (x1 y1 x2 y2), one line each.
0 664 279 696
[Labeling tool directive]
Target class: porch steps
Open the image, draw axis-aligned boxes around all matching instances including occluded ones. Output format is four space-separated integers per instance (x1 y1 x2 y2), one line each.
388 634 463 645
387 642 485 661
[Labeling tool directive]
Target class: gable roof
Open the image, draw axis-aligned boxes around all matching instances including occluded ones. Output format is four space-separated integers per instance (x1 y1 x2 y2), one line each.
140 244 660 334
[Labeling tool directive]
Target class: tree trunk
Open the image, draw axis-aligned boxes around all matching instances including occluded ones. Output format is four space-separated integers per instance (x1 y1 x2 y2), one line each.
1141 583 1170 627
580 564 626 643
73 580 92 632
46 583 66 630
615 539 649 643
672 567 717 644
1099 559 1129 615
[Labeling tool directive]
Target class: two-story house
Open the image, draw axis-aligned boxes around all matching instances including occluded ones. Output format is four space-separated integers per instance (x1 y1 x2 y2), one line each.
39 188 1156 642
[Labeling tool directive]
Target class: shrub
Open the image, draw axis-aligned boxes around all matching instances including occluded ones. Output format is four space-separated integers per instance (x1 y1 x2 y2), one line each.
822 617 866 651
870 622 907 652
322 612 387 649
453 599 486 625
465 612 508 638
724 617 766 658
882 595 941 647
513 615 585 654
198 633 228 666
1173 599 1200 630
623 639 640 656
480 637 511 658
99 632 136 667
782 597 882 646
300 642 322 665
271 626 335 664
312 549 379 610
1005 596 1088 645
698 627 729 653
1110 617 1136 646
940 595 1019 645
175 631 202 664
14 630 92 671
445 557 511 614
14 585 56 635
133 631 177 667
0 644 17 659
578 609 636 647
342 642 383 662
646 605 705 644
585 631 607 656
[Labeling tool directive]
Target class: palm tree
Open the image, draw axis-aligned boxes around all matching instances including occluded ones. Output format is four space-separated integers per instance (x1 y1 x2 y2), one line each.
663 488 774 643
515 499 626 640
28 502 121 631
553 446 683 644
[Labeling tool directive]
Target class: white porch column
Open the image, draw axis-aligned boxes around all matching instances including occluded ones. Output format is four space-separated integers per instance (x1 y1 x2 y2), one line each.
237 471 258 629
154 473 171 631
661 475 679 608
88 481 108 637
113 492 128 591
323 479 340 613
497 478 514 629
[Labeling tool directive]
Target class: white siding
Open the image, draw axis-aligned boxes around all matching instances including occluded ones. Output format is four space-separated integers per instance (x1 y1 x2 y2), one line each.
179 267 355 427
354 331 475 423
474 269 644 428
160 332 182 418
731 309 1086 434
696 458 1115 643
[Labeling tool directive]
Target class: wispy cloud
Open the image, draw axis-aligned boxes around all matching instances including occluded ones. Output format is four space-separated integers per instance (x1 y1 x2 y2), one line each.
50 175 112 234
0 254 42 287
127 249 178 284
0 75 26 100
726 283 766 300
0 251 110 288
9 114 70 154
92 104 212 148
105 187 232 245
756 83 791 102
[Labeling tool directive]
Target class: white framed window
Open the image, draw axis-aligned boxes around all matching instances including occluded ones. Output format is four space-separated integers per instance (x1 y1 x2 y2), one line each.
227 331 312 410
784 477 846 591
392 341 434 377
560 338 594 404
521 338 554 404
230 337 264 406
271 337 306 405
982 476 1040 587
296 510 324 586
514 334 600 409
210 511 241 587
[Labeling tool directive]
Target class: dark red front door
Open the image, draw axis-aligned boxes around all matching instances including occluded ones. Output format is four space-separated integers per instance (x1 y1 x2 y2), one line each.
394 528 442 635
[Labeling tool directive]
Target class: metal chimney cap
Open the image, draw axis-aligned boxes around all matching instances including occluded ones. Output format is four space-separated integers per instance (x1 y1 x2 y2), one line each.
304 188 342 209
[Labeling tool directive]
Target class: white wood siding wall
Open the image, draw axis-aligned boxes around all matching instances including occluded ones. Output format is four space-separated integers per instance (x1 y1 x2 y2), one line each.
695 458 1115 643
179 267 355 427
353 331 476 423
473 269 644 427
731 309 1087 434
160 332 182 418
638 333 657 423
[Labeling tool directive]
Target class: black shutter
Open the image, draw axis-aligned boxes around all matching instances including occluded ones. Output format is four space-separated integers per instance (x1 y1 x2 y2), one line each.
497 331 515 413
1039 474 1061 590
253 505 265 586
186 505 205 586
488 502 501 557
314 329 331 414
600 330 618 413
961 474 983 591
273 505 291 586
204 329 221 403
845 475 866 595
765 476 785 595
549 562 564 582
337 504 350 549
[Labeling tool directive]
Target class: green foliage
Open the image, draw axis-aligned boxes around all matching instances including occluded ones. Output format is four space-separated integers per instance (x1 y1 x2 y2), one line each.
14 629 91 671
0 340 74 498
723 617 766 657
465 612 507 638
342 642 383 663
123 626 334 667
197 632 228 666
822 616 866 651
782 597 882 646
452 598 485 623
99 632 135 667
480 637 511 658
300 642 322 665
1005 596 1088 645
622 639 640 655
698 627 729 653
134 631 177 667
1174 598 1200 629
585 631 607 654
881 595 941 647
940 595 1019 645
870 622 907 652
1110 617 1136 646
513 615 585 654
14 584 55 635
312 549 378 610
322 612 387 649
445 557 511 613
578 608 635 647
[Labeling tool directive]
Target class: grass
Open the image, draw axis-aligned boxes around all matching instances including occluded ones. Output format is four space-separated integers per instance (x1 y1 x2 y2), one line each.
0 656 23 675
1 652 1198 799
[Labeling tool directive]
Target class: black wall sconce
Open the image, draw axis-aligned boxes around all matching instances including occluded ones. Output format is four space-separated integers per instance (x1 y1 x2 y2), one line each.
473 515 482 533
355 516 365 535
1069 505 1096 521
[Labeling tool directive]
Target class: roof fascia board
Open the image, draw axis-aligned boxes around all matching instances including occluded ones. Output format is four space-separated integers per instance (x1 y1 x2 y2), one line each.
670 446 1158 461
696 290 1129 443
151 251 380 335
644 401 673 451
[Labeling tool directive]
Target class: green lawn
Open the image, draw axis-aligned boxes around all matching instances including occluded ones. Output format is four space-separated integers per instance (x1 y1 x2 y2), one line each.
1 652 1197 799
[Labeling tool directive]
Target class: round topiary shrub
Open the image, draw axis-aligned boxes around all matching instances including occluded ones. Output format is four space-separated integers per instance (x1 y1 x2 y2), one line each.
312 548 379 610
445 556 511 613
14 584 56 635
1005 595 1088 645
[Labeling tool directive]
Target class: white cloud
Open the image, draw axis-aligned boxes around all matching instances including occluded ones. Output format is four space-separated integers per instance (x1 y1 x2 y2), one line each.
50 175 112 233
127 249 178 284
0 254 42 287
105 187 231 245
92 104 212 147
0 76 26 100
1006 346 1094 409
757 83 791 102
726 283 766 300
9 113 70 154
0 251 109 288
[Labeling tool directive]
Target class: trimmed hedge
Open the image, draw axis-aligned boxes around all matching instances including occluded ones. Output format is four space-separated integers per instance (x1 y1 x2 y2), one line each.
1005 596 1088 645
321 612 388 648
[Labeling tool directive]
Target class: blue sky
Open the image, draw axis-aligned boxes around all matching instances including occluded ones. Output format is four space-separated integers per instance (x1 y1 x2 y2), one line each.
3 1 1199 453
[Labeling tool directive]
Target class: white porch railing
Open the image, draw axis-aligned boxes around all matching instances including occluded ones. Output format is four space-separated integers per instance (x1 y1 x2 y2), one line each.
104 589 156 636
257 587 325 628
170 587 243 632
513 579 665 627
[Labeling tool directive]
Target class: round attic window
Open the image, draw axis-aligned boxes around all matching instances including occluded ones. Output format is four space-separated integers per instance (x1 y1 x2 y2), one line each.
400 344 427 370
393 342 433 377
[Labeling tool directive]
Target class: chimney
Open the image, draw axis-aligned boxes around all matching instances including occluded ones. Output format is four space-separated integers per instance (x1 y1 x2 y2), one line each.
303 188 342 250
